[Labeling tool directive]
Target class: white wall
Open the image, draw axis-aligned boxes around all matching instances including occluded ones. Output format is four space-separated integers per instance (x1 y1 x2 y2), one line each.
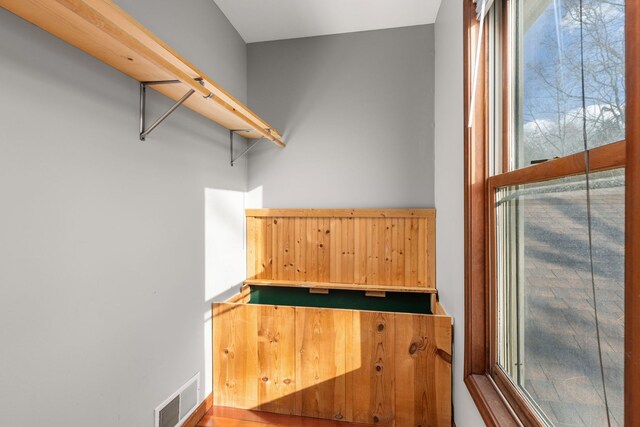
0 1 247 425
246 25 435 208
434 0 485 425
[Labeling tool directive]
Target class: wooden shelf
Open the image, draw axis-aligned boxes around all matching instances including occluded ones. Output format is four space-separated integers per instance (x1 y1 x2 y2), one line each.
246 208 436 218
0 0 284 146
244 279 438 294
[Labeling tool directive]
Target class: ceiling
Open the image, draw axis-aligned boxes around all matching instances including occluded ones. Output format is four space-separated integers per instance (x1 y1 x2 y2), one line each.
213 0 442 43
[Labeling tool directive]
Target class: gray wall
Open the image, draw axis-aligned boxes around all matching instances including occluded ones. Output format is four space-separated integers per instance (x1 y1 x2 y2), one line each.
0 1 482 424
246 25 435 208
434 1 485 425
0 1 247 425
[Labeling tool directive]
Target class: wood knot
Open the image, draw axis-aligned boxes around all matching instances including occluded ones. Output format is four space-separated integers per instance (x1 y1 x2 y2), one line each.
373 415 380 423
273 219 278 224
319 244 324 248
325 230 330 234
268 333 279 343
334 414 343 420
261 377 269 383
437 348 452 364
375 363 383 372
283 378 292 385
409 342 419 355
377 323 385 332
223 348 230 355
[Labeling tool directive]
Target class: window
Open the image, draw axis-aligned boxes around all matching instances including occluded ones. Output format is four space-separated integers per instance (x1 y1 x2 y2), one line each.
513 0 625 169
463 0 638 425
496 170 625 425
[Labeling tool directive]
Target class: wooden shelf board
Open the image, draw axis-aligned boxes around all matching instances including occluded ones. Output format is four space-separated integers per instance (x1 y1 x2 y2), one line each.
0 0 284 145
243 279 438 294
245 208 436 218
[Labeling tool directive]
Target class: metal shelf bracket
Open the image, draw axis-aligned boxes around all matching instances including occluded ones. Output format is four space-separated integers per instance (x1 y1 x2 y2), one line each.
138 79 267 167
139 78 208 141
230 129 264 166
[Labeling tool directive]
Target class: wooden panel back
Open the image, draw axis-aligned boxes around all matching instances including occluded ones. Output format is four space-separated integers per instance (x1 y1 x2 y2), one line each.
246 209 436 289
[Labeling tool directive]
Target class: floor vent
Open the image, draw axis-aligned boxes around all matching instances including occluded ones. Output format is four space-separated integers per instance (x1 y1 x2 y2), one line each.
155 373 200 427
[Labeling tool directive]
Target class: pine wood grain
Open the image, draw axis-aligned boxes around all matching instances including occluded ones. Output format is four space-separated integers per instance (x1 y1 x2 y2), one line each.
217 209 450 426
369 219 380 285
257 305 296 415
247 218 258 280
295 307 351 422
286 218 295 281
264 218 273 279
213 302 452 426
256 218 267 280
213 303 259 409
349 311 396 425
272 218 282 281
394 313 452 427
395 219 405 287
306 218 319 282
246 209 436 218
354 218 367 283
319 219 330 282
246 210 436 290
243 279 436 294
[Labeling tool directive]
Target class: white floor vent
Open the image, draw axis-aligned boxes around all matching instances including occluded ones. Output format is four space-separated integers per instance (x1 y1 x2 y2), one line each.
154 373 200 427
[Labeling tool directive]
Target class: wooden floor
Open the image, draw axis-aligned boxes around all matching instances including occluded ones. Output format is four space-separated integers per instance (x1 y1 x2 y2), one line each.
196 406 374 427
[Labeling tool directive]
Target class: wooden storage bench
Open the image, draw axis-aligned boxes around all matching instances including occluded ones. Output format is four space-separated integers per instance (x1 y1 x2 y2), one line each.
213 209 452 426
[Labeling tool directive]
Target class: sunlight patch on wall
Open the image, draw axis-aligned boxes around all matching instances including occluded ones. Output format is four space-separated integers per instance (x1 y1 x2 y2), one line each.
245 185 263 209
204 188 246 302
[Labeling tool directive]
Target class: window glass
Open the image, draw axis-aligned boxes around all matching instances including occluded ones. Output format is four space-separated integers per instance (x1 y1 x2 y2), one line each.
514 0 625 169
496 169 624 426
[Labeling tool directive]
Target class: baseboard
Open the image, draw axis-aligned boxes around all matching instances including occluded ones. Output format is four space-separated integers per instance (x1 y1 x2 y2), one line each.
182 393 213 427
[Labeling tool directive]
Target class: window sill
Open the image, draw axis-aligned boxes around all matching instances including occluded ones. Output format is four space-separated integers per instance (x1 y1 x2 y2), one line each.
465 374 521 427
